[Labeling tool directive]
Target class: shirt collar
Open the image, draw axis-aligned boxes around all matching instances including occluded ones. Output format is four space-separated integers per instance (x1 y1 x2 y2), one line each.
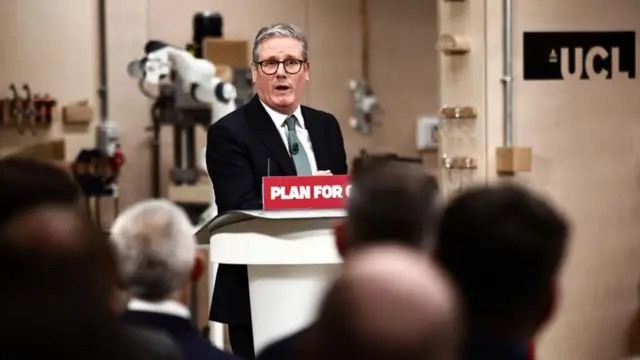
127 298 191 319
260 99 304 129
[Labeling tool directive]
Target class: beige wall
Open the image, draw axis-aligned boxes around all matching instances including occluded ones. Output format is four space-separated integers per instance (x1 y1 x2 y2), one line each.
0 0 439 227
510 2 640 359
0 1 99 160
440 0 640 359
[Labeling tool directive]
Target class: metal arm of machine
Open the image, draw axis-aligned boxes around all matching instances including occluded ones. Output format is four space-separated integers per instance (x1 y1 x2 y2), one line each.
127 40 238 125
127 40 241 223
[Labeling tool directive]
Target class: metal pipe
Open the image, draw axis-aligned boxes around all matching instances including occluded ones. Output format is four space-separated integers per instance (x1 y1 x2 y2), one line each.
502 0 513 146
98 0 108 123
150 103 161 198
360 0 369 80
151 127 161 197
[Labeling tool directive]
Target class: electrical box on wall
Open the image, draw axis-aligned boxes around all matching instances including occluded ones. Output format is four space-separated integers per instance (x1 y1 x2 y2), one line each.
416 116 439 151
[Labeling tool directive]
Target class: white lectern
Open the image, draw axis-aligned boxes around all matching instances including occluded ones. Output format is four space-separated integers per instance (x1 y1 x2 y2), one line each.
196 209 345 354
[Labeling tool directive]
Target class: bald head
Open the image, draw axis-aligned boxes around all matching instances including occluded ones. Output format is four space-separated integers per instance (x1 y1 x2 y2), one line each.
307 244 460 360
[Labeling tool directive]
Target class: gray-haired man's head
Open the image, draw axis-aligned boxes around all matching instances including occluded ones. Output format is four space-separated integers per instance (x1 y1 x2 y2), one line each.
252 23 308 63
110 200 203 302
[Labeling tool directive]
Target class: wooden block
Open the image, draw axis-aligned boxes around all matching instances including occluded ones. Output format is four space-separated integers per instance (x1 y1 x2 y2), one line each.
440 106 477 120
215 65 234 83
436 34 471 55
496 146 532 173
167 184 212 204
203 38 250 68
11 139 66 162
62 101 93 125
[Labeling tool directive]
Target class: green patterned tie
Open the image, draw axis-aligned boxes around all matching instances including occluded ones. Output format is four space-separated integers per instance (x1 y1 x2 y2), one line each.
284 115 313 176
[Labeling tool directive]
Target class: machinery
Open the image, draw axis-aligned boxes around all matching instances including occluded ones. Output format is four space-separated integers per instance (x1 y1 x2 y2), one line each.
187 12 223 58
127 37 241 223
71 0 124 227
349 79 380 134
127 32 245 328
349 0 381 135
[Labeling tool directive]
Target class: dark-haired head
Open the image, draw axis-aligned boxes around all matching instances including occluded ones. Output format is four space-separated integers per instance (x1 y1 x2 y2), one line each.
436 184 570 338
0 157 81 226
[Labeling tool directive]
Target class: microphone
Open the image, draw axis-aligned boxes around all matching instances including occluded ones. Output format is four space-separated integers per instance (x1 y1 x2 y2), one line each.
291 143 299 155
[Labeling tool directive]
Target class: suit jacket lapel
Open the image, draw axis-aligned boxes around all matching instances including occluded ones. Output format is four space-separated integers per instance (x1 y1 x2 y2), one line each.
302 106 329 171
247 96 297 175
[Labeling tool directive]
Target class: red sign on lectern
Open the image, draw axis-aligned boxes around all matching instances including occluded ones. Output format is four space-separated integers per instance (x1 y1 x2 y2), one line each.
262 175 351 210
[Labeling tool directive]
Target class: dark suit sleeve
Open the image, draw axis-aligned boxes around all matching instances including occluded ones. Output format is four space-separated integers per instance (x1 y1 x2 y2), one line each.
330 115 348 175
207 122 262 212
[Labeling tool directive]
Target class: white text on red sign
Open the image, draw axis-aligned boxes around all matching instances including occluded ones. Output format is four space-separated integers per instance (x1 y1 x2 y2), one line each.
270 185 352 200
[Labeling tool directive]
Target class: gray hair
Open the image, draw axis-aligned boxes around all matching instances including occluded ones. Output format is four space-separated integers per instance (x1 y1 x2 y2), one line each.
110 199 196 301
252 23 308 62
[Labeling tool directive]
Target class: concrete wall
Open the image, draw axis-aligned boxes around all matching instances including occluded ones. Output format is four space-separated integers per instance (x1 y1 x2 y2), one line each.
439 1 640 359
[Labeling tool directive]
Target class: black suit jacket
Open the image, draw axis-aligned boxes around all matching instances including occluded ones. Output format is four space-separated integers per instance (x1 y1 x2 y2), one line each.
256 331 534 360
206 95 348 325
126 326 184 360
463 337 531 360
123 311 239 360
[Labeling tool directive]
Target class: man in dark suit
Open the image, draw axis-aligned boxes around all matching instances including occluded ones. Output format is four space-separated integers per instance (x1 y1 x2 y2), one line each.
0 204 183 360
435 185 570 360
289 244 461 360
111 200 239 360
0 158 183 360
206 22 348 359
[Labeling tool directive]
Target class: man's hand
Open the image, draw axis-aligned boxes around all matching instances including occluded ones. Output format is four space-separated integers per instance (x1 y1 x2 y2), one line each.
314 170 333 176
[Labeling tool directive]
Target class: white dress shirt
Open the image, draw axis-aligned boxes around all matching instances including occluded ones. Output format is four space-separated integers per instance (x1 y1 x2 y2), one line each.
127 298 191 319
260 100 318 174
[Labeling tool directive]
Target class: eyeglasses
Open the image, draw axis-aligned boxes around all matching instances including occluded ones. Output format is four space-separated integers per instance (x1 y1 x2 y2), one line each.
254 59 305 75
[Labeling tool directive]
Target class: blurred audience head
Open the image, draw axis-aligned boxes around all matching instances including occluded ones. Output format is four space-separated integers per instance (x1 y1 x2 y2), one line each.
302 243 460 360
338 159 440 254
436 184 570 338
0 204 118 305
110 199 203 303
0 157 80 225
0 205 136 359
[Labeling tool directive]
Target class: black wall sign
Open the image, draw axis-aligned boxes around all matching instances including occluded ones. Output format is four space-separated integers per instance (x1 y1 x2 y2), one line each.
523 31 636 80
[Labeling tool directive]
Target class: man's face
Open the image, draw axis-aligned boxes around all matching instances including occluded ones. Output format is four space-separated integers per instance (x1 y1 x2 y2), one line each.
252 37 309 115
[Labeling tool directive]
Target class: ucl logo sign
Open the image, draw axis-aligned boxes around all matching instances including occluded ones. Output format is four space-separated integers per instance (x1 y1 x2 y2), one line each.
523 31 636 80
